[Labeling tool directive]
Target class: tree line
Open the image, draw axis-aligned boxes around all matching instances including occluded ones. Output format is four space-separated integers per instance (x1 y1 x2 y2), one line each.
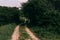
0 6 20 25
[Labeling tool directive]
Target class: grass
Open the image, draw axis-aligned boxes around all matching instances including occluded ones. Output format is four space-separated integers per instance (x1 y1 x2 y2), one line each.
19 25 32 40
28 26 60 40
0 23 17 40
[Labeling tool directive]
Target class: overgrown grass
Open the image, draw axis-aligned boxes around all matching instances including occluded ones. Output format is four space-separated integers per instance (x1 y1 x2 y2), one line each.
19 25 32 40
28 26 60 40
0 23 17 40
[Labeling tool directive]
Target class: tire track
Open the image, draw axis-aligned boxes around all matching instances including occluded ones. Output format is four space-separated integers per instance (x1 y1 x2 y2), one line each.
11 25 19 40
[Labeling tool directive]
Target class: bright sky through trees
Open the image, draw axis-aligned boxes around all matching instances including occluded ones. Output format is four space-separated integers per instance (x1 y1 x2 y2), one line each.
0 0 28 7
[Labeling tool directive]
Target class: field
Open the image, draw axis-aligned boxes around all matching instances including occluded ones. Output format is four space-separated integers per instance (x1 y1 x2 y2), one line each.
0 23 17 40
28 26 60 40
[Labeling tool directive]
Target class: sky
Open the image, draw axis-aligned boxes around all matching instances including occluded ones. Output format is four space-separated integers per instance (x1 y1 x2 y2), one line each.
0 0 28 7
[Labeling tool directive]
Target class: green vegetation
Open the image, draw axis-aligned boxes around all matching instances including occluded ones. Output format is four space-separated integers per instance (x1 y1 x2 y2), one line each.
0 6 20 25
0 0 60 40
19 26 32 40
28 26 60 40
0 6 20 40
0 23 17 40
21 0 60 40
21 0 60 33
21 0 60 26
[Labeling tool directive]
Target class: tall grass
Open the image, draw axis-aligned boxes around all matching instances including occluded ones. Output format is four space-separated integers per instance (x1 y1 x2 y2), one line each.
0 23 17 40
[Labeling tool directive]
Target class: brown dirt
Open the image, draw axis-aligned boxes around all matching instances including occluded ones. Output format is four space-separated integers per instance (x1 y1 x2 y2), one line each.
11 25 19 40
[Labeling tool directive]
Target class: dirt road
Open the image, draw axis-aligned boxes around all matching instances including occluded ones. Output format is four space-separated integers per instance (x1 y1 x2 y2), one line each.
11 25 39 40
11 25 19 40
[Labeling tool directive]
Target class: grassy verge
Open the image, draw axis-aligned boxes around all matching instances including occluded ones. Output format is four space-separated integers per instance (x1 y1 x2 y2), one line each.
0 23 17 40
28 26 60 40
19 25 32 40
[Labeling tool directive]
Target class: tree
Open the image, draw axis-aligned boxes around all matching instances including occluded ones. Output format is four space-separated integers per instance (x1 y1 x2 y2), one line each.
21 0 60 34
21 0 55 25
48 0 60 10
0 6 20 25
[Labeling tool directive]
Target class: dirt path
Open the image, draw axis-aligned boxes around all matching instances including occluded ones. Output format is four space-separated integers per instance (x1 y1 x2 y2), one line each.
25 25 40 40
11 25 19 40
11 25 39 40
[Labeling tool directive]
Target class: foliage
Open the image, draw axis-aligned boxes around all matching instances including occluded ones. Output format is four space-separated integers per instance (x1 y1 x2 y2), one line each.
48 0 60 10
28 26 60 40
21 0 60 34
21 0 54 25
0 23 17 40
19 26 32 40
0 6 20 25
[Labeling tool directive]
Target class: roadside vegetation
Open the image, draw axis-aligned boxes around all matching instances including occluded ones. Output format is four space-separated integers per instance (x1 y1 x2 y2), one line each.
19 25 32 40
0 6 20 40
28 25 60 40
0 23 17 40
